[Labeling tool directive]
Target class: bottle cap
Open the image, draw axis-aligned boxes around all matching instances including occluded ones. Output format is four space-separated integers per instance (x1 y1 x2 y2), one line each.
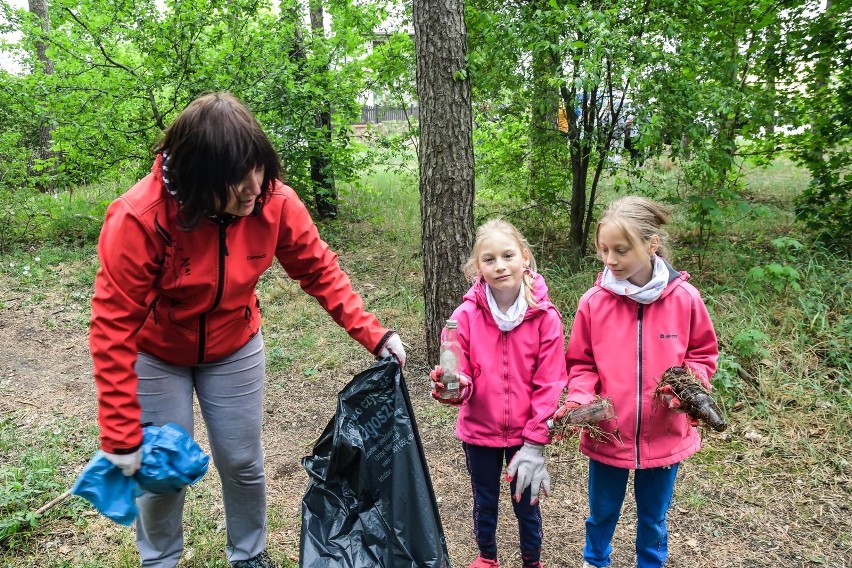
445 319 458 328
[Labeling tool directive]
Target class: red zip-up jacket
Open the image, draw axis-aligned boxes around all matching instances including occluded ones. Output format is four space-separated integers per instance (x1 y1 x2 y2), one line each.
90 157 393 453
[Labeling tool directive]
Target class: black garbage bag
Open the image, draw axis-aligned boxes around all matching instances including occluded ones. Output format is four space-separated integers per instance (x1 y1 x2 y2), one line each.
300 358 451 568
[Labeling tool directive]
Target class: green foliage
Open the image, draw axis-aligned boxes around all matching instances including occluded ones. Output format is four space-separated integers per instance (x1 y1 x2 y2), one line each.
782 0 852 252
473 106 531 203
794 250 852 372
0 414 95 548
0 0 410 212
710 350 744 395
0 117 32 191
465 0 812 259
731 329 770 361
746 263 801 293
794 176 852 253
0 185 110 253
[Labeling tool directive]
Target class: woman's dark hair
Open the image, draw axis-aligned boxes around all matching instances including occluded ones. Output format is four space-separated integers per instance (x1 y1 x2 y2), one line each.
155 92 281 229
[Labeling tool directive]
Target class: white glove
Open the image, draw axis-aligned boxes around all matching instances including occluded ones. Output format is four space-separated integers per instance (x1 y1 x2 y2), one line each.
379 333 406 368
103 449 142 476
505 442 550 505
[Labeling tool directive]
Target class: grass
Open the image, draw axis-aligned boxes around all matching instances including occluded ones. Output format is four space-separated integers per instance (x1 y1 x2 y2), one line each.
0 414 99 556
0 152 850 566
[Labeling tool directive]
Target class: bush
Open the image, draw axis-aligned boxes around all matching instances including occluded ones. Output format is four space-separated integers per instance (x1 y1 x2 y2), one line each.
0 187 109 254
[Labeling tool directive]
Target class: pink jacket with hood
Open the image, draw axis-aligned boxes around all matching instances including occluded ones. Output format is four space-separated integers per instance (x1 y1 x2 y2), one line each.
565 262 718 469
449 272 568 447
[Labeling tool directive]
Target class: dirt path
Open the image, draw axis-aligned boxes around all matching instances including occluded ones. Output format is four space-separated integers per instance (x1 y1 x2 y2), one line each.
0 295 849 567
0 299 98 423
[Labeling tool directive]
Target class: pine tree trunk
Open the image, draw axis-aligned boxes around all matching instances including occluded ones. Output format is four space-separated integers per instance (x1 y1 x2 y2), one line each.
413 0 475 363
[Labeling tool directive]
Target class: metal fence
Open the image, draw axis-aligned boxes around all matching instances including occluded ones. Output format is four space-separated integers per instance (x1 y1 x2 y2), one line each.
359 105 419 124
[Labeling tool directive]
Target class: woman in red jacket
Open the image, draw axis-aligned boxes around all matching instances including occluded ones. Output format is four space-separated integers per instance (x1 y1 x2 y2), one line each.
89 92 405 568
554 196 718 568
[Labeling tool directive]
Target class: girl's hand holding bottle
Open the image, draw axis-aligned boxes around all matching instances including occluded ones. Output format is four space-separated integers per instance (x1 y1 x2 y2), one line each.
432 318 469 403
429 365 470 404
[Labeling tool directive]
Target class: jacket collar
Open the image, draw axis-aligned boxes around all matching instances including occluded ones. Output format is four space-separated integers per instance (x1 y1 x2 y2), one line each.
463 271 554 319
594 258 688 301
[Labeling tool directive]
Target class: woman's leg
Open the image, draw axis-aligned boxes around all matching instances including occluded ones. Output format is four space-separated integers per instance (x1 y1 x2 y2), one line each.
194 333 267 563
463 443 505 561
634 463 679 568
134 353 196 568
583 459 629 567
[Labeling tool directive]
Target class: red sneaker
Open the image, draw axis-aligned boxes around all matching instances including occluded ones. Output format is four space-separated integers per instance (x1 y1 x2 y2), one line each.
468 556 500 568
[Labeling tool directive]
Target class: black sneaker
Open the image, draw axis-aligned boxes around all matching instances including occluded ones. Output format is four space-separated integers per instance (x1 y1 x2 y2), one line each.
232 550 277 568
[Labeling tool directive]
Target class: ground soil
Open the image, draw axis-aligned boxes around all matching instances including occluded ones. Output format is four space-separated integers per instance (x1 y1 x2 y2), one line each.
0 295 849 568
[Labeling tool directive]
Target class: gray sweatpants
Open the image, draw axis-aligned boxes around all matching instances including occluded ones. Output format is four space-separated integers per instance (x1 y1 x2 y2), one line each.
134 332 267 567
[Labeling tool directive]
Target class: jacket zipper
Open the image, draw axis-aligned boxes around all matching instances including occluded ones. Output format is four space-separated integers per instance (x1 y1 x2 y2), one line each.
149 295 161 325
132 295 161 335
502 330 509 446
198 220 230 364
635 303 644 469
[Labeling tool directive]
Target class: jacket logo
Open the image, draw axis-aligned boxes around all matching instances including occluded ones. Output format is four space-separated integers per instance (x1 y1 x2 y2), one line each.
659 333 678 339
247 254 267 260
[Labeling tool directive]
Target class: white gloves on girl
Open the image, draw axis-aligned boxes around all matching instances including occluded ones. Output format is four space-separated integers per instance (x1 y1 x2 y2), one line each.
506 442 550 505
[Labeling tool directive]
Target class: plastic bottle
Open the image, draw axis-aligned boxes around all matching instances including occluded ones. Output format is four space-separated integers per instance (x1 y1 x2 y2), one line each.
438 320 462 401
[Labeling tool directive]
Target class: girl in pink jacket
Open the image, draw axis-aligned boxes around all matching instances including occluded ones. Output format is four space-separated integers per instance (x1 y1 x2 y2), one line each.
555 196 719 568
430 219 567 568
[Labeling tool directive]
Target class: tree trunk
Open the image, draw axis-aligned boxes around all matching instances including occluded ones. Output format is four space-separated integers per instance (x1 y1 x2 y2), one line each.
765 25 779 140
413 0 475 364
563 85 591 263
28 0 57 191
309 0 337 219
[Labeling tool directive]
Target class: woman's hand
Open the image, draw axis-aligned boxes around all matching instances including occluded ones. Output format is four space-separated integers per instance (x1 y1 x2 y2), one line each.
379 333 407 367
102 448 142 476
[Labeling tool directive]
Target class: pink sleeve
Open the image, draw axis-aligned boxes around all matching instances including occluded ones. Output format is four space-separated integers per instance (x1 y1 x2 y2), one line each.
564 297 600 406
523 310 569 444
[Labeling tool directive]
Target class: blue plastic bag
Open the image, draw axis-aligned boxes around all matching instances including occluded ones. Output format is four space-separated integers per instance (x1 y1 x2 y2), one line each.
136 422 209 493
71 454 139 525
71 423 209 525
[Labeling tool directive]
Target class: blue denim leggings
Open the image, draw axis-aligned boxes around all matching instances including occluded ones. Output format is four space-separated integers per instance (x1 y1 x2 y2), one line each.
134 333 267 567
463 443 543 567
584 459 679 568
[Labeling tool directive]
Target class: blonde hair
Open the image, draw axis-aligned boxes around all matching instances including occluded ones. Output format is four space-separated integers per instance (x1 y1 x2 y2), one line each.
463 219 538 306
596 196 672 260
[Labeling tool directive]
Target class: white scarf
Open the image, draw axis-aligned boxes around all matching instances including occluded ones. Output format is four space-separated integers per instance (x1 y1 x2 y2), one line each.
601 254 670 304
486 285 528 332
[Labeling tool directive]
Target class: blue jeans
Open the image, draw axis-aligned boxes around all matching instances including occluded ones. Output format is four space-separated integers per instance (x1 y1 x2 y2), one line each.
134 333 267 567
463 443 543 567
583 459 679 568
